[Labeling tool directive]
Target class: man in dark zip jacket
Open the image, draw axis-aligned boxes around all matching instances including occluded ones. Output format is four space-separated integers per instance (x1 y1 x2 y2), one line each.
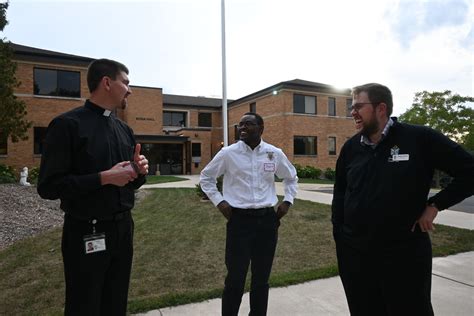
332 83 474 316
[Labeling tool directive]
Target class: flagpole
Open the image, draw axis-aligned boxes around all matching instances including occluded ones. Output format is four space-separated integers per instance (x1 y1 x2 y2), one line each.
221 0 228 147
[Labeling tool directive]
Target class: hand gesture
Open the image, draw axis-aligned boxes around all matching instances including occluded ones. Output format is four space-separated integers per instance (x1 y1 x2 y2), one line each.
101 161 138 187
133 143 149 175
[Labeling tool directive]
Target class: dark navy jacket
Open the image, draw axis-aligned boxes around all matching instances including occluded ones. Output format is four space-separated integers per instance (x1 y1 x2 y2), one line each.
332 119 474 246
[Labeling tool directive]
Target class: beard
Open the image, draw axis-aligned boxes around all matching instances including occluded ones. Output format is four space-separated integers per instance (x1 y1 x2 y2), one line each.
360 112 380 138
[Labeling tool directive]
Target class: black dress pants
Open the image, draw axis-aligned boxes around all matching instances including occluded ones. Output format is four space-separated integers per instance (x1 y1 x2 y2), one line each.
222 209 279 316
335 231 434 316
62 212 134 316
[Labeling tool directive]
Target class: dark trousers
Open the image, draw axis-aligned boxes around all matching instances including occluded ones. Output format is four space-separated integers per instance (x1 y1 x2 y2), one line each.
222 208 279 316
62 212 134 316
334 231 434 316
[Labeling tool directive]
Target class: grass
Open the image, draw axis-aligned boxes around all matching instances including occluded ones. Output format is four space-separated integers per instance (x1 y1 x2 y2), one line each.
145 175 189 184
275 177 334 184
297 178 334 184
0 188 473 315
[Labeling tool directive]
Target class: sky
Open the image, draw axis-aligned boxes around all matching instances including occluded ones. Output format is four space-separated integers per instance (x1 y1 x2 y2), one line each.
2 0 473 115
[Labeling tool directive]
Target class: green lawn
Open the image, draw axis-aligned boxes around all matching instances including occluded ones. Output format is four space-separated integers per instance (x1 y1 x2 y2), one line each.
0 188 473 315
145 175 189 184
276 177 334 184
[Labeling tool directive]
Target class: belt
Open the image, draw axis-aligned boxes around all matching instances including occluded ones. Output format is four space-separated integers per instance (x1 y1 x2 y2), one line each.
232 207 274 217
65 210 131 223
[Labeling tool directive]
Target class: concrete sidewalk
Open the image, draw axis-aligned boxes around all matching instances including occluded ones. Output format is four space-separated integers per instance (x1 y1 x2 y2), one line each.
138 176 474 316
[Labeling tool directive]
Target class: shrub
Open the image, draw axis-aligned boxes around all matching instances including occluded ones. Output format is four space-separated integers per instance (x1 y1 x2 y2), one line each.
29 166 40 185
324 167 336 180
0 163 16 183
294 164 322 179
195 176 223 199
304 166 322 179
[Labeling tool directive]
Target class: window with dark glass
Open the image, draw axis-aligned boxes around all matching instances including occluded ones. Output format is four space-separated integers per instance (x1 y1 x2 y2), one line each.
34 127 48 155
294 136 317 155
328 97 336 116
249 102 256 113
192 143 201 157
293 94 316 114
0 131 7 155
328 136 336 155
198 113 212 127
346 98 352 117
34 68 80 98
163 111 187 127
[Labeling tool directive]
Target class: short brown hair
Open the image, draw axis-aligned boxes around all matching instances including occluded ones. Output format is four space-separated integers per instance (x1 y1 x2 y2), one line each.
352 83 393 117
87 59 129 93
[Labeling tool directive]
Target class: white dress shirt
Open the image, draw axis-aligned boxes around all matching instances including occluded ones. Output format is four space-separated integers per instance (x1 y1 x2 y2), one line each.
200 140 298 209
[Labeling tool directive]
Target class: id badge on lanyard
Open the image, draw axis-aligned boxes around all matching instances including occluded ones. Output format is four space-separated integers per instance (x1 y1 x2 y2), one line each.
83 219 106 254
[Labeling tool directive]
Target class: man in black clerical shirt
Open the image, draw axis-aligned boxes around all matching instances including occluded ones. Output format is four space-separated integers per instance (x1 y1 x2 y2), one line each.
38 59 149 316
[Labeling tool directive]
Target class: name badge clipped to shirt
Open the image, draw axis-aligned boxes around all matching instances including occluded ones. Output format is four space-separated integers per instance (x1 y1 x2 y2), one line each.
264 163 276 172
84 233 106 254
388 146 410 163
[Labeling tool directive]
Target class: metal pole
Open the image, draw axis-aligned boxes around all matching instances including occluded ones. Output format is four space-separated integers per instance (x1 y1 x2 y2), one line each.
221 0 228 147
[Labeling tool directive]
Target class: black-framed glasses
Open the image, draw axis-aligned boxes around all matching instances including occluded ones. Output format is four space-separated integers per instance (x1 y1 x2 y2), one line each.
350 102 379 112
238 121 258 128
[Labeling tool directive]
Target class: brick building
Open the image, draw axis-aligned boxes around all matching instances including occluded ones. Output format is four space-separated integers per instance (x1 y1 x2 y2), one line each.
2 43 356 175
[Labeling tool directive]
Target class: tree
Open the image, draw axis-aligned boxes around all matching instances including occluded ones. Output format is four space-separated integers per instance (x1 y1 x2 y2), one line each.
399 90 474 151
0 1 31 143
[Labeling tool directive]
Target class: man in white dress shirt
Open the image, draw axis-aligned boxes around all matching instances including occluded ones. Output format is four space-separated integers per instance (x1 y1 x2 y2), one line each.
200 112 298 316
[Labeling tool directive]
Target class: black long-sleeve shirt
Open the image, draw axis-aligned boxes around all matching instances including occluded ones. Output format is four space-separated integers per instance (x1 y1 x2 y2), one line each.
332 119 474 245
37 100 146 220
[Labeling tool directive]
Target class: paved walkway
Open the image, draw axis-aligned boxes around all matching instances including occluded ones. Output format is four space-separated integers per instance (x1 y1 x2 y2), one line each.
138 175 474 316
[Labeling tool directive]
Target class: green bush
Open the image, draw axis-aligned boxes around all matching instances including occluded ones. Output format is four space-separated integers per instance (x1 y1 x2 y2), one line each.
195 176 223 199
305 166 322 179
29 166 40 184
294 164 322 179
0 163 16 183
324 168 336 180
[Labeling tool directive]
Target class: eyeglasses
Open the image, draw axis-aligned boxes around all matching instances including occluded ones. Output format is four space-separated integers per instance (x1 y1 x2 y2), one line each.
238 121 258 128
350 102 379 112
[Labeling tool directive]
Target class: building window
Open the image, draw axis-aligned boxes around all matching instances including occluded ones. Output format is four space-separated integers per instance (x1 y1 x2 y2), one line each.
34 127 48 155
163 111 187 127
34 68 80 98
293 94 316 114
328 137 336 155
0 131 7 155
192 143 201 157
328 97 336 116
294 136 317 155
198 113 212 127
346 98 352 117
249 102 256 113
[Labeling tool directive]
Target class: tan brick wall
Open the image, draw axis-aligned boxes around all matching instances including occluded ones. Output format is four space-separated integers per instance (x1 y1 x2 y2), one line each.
179 130 213 174
125 87 163 135
5 55 357 175
5 60 165 172
228 90 357 170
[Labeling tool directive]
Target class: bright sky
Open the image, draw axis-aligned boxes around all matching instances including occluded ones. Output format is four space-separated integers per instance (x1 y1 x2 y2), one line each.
3 0 473 115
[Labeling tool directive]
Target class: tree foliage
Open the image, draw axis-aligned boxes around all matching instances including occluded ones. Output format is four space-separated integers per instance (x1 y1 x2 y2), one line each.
0 1 31 143
399 90 474 151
